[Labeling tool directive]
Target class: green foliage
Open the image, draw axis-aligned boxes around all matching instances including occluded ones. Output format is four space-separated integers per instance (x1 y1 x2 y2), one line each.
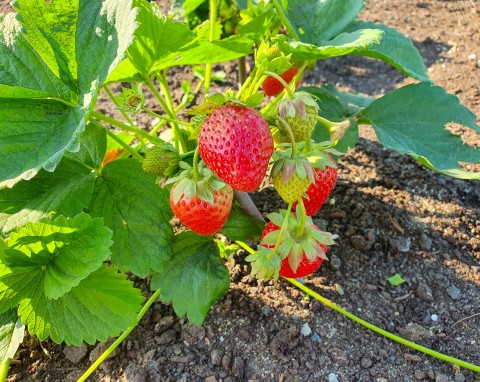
360 83 480 179
151 232 230 325
89 160 174 277
221 204 265 241
0 309 24 365
387 274 406 286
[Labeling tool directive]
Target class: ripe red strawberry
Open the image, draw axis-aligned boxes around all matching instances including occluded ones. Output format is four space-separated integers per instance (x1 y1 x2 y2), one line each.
263 67 302 97
199 105 273 192
293 166 338 216
170 182 233 236
260 219 328 278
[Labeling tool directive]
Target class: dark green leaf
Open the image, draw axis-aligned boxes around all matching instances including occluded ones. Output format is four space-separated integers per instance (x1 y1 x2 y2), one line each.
221 204 264 241
89 159 174 277
65 122 107 170
0 157 95 233
17 265 144 345
361 83 480 179
286 0 365 43
0 213 112 302
345 21 429 82
151 232 229 325
0 309 24 365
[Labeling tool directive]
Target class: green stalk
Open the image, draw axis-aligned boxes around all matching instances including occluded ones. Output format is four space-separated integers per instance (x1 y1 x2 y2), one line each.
141 107 191 127
147 79 187 153
277 116 297 157
204 0 218 95
316 115 337 131
77 290 162 382
263 71 294 99
0 359 10 382
234 239 480 373
105 128 144 161
192 148 201 181
294 198 307 240
271 0 300 41
90 111 165 146
236 67 256 100
238 56 247 86
286 278 480 373
267 204 292 260
103 85 135 126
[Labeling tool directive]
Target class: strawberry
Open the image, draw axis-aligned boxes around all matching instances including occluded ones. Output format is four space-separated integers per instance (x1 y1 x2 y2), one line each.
293 166 338 216
199 105 274 192
250 210 334 279
169 162 233 236
142 144 179 177
263 67 302 97
277 92 319 142
260 220 327 278
271 157 314 204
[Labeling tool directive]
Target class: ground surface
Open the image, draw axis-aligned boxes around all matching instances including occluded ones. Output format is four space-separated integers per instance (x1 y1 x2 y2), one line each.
4 0 480 381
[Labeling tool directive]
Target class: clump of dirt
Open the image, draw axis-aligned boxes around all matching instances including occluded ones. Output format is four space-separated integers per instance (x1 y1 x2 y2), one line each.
5 1 480 381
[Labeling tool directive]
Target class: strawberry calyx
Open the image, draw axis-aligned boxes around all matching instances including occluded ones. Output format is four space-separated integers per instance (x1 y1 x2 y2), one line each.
167 161 229 206
278 91 318 117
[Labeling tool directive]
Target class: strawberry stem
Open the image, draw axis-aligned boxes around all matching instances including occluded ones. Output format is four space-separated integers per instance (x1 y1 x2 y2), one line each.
271 0 301 41
267 204 292 260
263 70 295 99
103 125 144 162
192 148 201 181
204 0 217 95
294 198 307 240
141 107 191 127
316 115 337 130
277 116 297 157
0 359 10 382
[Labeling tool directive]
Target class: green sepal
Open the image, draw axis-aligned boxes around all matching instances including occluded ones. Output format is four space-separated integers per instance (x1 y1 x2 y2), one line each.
245 92 265 108
115 82 145 116
255 41 292 74
245 246 281 281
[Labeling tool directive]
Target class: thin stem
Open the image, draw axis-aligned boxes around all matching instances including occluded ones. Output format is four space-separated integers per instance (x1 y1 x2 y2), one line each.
316 115 336 131
192 148 201 181
204 0 218 95
247 74 268 100
235 240 256 254
105 128 144 161
277 116 297 157
267 204 292 260
90 111 165 146
294 198 307 240
141 107 191 127
263 70 294 99
0 359 10 382
236 67 256 100
77 290 161 382
272 0 301 41
285 278 480 373
103 85 135 126
238 56 247 86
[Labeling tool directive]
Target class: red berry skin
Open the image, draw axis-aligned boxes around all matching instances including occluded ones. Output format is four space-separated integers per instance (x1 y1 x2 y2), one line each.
170 185 233 235
262 67 302 97
293 166 338 216
199 105 273 192
260 221 327 278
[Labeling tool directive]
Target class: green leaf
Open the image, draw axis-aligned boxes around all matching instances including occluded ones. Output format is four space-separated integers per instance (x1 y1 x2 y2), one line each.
0 213 112 302
0 100 87 187
387 273 406 286
345 21 429 82
0 157 96 234
286 0 365 43
0 0 137 184
108 1 193 82
0 309 24 365
236 8 275 39
65 122 107 170
273 29 383 61
220 204 264 241
151 232 229 325
361 83 480 179
17 265 144 345
89 159 174 277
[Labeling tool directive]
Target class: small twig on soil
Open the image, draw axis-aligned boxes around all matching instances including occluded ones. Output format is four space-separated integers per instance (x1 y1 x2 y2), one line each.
394 290 413 302
452 312 480 327
233 191 265 222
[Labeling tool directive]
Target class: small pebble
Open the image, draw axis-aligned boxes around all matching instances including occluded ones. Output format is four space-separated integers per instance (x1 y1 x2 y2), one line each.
334 283 344 296
415 370 426 380
446 285 462 300
436 373 450 382
417 283 433 301
431 314 439 322
311 333 322 343
330 255 341 271
454 373 466 382
360 357 372 369
420 233 433 250
397 237 412 252
327 373 339 382
301 323 312 337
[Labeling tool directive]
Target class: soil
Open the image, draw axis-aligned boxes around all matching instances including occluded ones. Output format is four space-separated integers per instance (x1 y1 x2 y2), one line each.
4 0 480 381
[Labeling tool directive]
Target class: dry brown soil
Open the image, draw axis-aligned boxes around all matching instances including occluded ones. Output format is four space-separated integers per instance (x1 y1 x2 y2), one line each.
3 0 480 381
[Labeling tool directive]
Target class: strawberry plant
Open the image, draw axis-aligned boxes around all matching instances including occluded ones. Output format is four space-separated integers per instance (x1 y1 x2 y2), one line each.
1 0 479 378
